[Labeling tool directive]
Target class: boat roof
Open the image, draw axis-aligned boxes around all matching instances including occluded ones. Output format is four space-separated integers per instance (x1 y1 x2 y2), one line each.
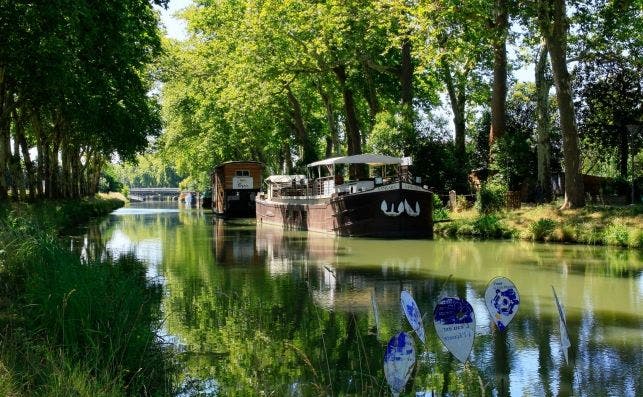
265 174 306 184
214 160 263 170
307 154 403 167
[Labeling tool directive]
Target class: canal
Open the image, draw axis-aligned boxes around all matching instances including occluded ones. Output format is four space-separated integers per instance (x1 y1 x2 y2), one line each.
80 203 641 396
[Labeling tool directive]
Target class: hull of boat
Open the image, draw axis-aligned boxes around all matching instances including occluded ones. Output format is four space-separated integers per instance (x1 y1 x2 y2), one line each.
256 184 433 238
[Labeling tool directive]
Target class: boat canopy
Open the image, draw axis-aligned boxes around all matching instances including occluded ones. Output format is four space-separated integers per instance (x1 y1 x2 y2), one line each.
265 175 306 184
307 154 403 167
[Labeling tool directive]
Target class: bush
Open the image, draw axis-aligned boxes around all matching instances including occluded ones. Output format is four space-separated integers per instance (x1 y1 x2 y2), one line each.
529 218 556 241
433 194 449 221
472 214 505 238
475 182 507 214
604 222 630 247
631 230 643 249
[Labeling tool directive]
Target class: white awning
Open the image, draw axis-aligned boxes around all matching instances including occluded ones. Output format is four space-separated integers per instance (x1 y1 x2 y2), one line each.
265 175 306 184
307 154 404 167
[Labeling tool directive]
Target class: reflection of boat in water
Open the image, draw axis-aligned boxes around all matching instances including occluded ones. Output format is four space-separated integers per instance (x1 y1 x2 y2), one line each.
256 154 433 238
213 219 263 266
253 224 431 313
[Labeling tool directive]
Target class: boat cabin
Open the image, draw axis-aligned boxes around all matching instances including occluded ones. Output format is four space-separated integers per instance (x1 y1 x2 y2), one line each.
264 175 307 200
211 161 263 217
306 154 416 196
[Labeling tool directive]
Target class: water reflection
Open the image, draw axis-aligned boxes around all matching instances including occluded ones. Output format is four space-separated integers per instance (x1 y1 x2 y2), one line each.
92 203 641 396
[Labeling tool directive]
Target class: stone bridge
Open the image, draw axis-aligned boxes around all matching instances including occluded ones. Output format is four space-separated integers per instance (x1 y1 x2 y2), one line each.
129 187 180 202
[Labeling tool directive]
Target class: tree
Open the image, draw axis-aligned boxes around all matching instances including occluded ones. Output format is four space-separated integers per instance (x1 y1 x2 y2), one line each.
489 0 509 147
538 0 585 208
0 0 163 200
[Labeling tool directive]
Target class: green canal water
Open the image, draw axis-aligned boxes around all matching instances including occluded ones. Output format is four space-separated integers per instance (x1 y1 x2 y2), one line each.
82 203 641 396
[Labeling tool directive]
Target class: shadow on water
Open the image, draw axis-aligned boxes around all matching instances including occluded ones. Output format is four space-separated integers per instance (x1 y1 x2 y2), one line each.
82 203 641 396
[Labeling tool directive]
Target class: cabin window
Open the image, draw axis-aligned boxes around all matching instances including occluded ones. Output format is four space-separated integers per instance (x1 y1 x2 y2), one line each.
236 170 250 176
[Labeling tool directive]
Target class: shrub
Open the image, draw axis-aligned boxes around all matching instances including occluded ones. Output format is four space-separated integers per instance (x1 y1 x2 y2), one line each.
475 182 507 214
433 194 449 221
529 218 556 241
631 230 643 249
604 222 630 247
455 195 471 212
576 224 602 245
472 214 505 238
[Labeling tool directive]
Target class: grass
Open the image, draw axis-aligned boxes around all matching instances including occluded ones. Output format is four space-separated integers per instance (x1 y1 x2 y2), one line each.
435 201 643 249
0 196 176 396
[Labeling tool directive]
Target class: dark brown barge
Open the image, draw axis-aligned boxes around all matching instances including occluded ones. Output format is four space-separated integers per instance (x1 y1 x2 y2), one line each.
211 161 263 218
256 154 433 238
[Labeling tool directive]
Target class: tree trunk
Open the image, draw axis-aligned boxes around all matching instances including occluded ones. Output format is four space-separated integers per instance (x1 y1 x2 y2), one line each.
285 84 316 165
88 153 102 196
32 112 46 198
334 65 364 179
400 37 416 155
0 67 10 200
10 132 23 200
535 40 553 202
61 139 70 199
334 65 362 156
618 125 628 179
15 111 36 200
71 150 81 198
0 119 9 200
361 60 379 130
49 126 61 199
318 85 340 156
489 0 508 146
539 0 584 208
441 60 467 160
283 141 293 174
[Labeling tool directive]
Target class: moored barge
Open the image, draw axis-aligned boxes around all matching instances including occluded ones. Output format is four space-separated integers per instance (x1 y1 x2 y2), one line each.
211 161 263 218
255 154 433 238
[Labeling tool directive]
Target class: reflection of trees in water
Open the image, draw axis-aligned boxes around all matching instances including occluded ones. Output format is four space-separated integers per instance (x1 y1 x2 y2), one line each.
85 212 642 396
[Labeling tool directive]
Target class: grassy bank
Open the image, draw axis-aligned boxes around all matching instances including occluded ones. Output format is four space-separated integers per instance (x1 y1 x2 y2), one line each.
0 198 175 396
434 203 643 249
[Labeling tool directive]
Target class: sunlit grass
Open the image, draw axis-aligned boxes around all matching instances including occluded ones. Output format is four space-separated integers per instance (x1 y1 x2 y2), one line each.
436 202 643 249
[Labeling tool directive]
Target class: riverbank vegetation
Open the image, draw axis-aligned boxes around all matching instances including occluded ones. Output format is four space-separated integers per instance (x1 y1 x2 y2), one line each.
0 198 176 395
434 200 643 249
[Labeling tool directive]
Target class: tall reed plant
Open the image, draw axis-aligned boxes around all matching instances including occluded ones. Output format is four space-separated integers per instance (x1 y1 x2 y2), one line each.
0 208 175 395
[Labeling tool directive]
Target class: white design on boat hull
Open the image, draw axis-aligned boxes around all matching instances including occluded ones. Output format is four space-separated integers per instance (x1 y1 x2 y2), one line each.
381 199 421 217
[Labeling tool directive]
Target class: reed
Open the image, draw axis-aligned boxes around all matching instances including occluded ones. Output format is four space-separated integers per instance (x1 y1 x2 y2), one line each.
0 199 176 396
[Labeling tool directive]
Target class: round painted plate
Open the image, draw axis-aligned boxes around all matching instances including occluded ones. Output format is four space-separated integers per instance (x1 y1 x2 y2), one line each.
401 290 426 343
384 332 416 397
433 297 476 363
484 277 520 332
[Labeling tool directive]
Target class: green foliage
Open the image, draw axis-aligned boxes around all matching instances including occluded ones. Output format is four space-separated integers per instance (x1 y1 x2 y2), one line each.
99 168 123 193
529 218 557 241
111 154 184 188
472 214 506 238
476 182 507 214
0 202 175 395
368 107 417 156
433 194 449 221
603 222 630 247
489 83 539 191
412 135 470 193
632 230 643 250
